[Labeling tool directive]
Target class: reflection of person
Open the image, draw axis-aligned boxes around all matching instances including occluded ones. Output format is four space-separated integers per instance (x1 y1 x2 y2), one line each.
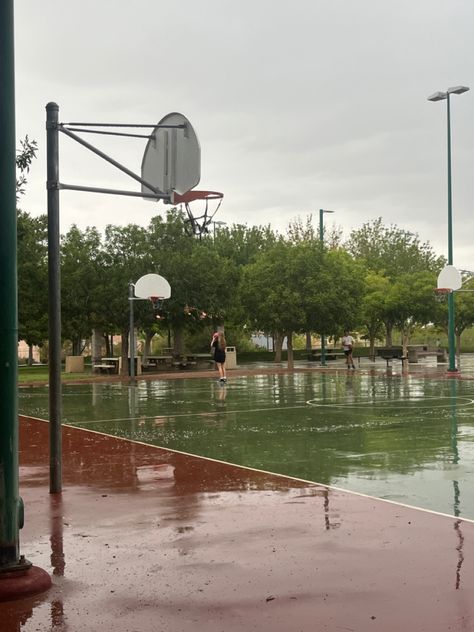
342 330 355 369
211 331 227 382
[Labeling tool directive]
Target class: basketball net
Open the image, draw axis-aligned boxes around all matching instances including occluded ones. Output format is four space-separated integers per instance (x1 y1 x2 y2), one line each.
434 288 452 302
149 296 164 311
172 190 224 238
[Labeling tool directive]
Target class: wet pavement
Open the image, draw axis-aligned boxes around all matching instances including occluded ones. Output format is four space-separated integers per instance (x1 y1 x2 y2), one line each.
18 367 474 519
1 415 474 631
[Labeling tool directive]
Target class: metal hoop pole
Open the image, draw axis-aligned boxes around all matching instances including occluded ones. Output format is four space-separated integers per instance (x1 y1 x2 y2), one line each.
46 102 62 493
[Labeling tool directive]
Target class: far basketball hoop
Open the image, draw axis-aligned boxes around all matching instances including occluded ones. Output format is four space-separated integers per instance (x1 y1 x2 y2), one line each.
134 273 171 300
434 287 452 302
437 265 462 291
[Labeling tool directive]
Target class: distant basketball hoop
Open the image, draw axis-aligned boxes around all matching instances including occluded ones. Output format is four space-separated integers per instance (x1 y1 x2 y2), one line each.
434 287 452 302
172 189 224 238
149 296 164 311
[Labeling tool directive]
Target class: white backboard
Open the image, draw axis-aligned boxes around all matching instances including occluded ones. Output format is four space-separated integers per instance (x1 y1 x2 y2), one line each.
134 274 171 299
141 112 201 199
437 265 462 291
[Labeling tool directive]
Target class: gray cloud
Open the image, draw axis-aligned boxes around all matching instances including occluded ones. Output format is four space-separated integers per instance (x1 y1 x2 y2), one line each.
15 0 474 268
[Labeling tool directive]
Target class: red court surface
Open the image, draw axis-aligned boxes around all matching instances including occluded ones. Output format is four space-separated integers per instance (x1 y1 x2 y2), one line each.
1 415 473 631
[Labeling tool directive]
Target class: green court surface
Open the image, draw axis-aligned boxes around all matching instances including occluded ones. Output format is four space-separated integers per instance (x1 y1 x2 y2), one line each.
19 372 474 520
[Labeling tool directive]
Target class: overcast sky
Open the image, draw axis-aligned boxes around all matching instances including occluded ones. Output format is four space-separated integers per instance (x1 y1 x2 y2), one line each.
14 0 474 269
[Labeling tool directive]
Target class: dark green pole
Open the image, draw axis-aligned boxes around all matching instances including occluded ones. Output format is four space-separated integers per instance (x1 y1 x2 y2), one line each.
46 102 62 493
319 209 326 367
0 0 24 571
446 94 457 373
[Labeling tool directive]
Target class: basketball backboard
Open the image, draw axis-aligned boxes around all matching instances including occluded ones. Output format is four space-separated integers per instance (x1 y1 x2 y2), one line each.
437 265 462 291
141 112 200 200
134 274 171 299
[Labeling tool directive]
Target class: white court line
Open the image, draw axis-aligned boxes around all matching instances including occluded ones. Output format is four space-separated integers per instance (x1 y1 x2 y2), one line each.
307 396 474 409
68 404 309 426
28 415 472 526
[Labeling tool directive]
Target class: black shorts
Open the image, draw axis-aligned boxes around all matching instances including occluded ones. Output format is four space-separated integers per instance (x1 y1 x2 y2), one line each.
344 349 352 356
214 352 226 364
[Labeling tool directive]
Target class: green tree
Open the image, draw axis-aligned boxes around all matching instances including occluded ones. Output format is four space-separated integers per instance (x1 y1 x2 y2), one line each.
17 211 48 362
358 272 389 357
16 136 37 198
240 239 304 368
61 225 104 355
346 218 443 345
146 210 237 354
385 271 438 356
99 223 151 373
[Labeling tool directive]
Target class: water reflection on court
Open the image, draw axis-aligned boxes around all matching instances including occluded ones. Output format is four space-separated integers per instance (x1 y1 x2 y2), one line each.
19 371 474 519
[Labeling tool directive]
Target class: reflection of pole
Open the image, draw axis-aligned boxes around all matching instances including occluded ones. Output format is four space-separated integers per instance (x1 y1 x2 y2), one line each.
449 378 464 588
47 102 62 493
449 379 460 515
0 0 22 570
129 282 135 383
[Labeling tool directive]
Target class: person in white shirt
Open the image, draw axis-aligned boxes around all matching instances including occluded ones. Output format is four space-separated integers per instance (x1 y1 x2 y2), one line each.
342 330 355 369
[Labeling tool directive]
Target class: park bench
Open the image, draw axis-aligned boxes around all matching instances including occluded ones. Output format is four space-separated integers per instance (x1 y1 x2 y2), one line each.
376 347 407 368
309 349 345 362
92 363 116 374
407 347 447 363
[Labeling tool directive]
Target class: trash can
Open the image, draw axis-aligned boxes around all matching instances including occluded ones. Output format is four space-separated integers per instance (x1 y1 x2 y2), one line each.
225 346 237 369
65 356 84 373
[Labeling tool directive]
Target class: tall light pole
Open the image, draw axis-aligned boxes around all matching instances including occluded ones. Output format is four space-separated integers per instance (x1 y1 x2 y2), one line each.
428 85 469 373
319 209 334 366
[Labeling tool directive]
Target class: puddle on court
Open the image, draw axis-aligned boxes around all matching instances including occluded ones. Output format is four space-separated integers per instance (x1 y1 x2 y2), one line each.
19 371 474 519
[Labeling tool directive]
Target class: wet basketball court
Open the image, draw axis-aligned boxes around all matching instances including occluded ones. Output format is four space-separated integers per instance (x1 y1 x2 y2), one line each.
2 365 474 630
18 369 474 519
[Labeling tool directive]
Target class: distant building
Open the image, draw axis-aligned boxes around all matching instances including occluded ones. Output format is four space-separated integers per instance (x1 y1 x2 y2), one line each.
18 340 41 363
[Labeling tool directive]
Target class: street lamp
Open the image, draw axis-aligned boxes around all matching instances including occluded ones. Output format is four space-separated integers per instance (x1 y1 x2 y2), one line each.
428 85 469 373
212 220 227 238
319 209 335 366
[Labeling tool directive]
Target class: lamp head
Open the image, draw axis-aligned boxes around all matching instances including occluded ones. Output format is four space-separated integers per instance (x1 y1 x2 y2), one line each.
447 85 470 95
428 91 447 102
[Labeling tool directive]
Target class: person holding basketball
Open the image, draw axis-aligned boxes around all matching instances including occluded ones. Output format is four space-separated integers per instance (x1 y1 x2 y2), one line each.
211 331 227 383
342 330 355 369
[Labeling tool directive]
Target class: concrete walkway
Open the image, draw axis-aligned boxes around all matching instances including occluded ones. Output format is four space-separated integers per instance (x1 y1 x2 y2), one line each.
0 415 473 631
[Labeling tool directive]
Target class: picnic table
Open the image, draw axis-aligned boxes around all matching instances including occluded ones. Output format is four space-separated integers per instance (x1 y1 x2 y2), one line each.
144 355 173 369
94 357 119 374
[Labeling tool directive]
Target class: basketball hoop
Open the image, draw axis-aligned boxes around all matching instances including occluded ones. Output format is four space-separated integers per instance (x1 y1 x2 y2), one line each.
172 190 224 238
434 288 452 302
149 296 164 311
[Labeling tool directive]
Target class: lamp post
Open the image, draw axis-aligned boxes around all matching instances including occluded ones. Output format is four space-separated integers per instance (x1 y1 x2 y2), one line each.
428 85 469 373
212 220 226 238
319 209 334 366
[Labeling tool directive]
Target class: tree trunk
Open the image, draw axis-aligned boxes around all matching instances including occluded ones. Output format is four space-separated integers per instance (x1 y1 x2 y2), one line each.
385 322 393 347
286 332 294 370
143 330 154 363
305 331 312 354
369 336 375 361
274 332 283 362
401 330 409 359
456 332 461 366
28 344 34 366
173 324 184 356
92 329 102 365
104 334 112 357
